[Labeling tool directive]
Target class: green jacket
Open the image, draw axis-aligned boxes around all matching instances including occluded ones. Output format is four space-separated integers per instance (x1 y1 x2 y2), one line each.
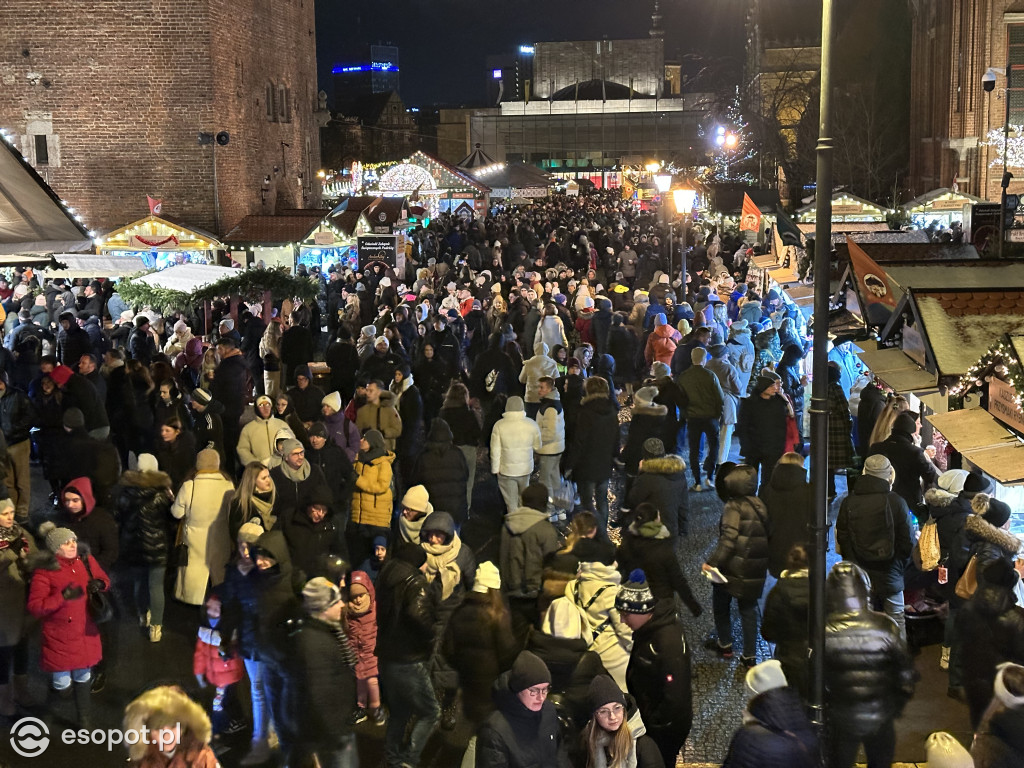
676 365 725 420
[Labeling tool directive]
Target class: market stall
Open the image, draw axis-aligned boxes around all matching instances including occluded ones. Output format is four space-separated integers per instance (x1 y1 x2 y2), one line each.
796 191 889 224
373 151 490 219
901 187 984 228
459 146 554 200
47 252 147 279
221 212 330 272
96 214 222 269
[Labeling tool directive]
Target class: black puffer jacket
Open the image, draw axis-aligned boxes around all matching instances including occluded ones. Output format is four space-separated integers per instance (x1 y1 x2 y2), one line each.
567 393 620 483
835 474 914 595
622 403 668 474
722 685 820 768
626 454 690 537
250 530 304 664
823 564 916 738
625 598 692 739
115 469 173 567
617 523 701 616
476 669 562 768
374 557 435 663
413 419 469 523
288 616 356 746
736 392 788 461
867 430 938 514
707 465 769 601
924 487 976 597
761 569 810 697
762 461 813 578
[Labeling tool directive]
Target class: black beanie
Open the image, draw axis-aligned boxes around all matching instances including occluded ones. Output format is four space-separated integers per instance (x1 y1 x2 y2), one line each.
984 498 1013 528
521 483 549 512
982 559 1019 589
394 541 427 569
509 651 551 693
63 407 85 429
892 412 917 435
308 421 328 440
588 674 625 713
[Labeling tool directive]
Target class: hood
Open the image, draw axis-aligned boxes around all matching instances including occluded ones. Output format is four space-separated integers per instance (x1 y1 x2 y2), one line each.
966 513 1022 557
632 401 668 418
348 569 376 617
654 324 676 338
118 469 173 489
377 390 397 408
63 477 96 517
420 510 456 544
505 506 550 535
252 530 293 582
640 454 686 475
825 562 871 615
768 462 807 492
581 393 615 411
747 686 814 734
720 464 757 498
596 353 615 376
426 418 454 446
924 487 958 512
576 560 622 585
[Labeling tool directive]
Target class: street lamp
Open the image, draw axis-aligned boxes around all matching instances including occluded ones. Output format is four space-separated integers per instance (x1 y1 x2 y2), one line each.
672 186 697 293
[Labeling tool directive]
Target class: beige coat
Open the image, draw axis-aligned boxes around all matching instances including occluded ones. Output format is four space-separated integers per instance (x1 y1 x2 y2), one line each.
172 472 234 605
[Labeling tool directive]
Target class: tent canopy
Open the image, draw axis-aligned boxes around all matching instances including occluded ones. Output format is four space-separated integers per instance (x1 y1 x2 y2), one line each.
135 263 241 294
48 253 147 279
0 136 92 255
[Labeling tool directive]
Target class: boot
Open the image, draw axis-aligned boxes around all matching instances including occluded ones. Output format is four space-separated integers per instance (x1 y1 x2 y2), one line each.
239 738 271 766
13 674 32 707
73 681 91 729
0 683 14 717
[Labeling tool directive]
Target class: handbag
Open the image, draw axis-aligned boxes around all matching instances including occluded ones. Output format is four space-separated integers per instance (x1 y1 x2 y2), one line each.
81 557 114 624
916 519 941 572
174 520 189 567
955 555 979 600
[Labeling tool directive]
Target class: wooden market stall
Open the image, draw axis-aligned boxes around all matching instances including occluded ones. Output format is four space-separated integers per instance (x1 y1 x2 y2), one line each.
96 214 223 270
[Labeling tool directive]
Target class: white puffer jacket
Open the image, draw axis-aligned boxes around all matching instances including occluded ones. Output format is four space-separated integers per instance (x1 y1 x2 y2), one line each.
566 562 633 691
490 410 541 477
519 343 559 403
534 399 565 455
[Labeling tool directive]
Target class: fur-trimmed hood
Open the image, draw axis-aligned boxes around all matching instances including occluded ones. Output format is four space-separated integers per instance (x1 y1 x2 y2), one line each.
639 454 686 475
118 469 173 490
924 487 957 509
123 685 211 761
966 513 1022 557
632 402 668 418
29 541 93 572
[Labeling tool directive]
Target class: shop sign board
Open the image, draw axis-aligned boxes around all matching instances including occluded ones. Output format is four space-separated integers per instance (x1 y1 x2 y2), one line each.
357 235 397 271
313 232 334 245
987 377 1024 434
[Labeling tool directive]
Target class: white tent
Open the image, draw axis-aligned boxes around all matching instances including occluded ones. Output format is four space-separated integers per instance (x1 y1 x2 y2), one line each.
134 263 241 294
48 253 147 279
0 136 93 255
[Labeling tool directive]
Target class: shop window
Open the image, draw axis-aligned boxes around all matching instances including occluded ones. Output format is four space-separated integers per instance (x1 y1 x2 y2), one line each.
33 134 49 166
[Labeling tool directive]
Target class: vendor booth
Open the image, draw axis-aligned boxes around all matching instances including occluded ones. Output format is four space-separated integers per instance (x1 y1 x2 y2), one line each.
458 146 554 200
373 151 490 219
901 188 984 229
221 211 329 272
96 214 222 269
796 191 888 224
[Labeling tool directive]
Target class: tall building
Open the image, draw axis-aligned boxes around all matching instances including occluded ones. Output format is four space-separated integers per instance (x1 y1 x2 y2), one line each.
908 0 1021 201
0 0 323 236
331 45 400 111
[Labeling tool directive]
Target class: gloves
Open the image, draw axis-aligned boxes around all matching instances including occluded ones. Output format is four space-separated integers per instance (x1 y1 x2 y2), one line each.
62 584 85 601
86 579 104 595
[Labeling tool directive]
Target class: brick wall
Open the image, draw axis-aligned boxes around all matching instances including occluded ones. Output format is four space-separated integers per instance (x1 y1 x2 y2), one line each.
0 0 321 238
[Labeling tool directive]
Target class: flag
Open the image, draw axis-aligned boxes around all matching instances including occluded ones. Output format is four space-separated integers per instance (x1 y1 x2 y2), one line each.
775 205 803 246
740 193 761 231
847 237 900 321
147 196 163 216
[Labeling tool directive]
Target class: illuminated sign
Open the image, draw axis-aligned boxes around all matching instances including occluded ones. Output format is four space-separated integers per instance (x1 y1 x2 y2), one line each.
493 69 502 79
519 45 535 55
332 62 399 74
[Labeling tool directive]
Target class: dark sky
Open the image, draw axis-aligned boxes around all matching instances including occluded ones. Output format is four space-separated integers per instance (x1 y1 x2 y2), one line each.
315 0 747 107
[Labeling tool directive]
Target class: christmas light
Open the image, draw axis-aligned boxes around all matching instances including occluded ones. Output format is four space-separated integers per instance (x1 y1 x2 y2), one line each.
982 125 1024 168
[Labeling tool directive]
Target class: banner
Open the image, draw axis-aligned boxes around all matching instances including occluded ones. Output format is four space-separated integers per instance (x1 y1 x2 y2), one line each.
147 196 163 216
357 235 397 272
740 193 761 231
847 236 900 324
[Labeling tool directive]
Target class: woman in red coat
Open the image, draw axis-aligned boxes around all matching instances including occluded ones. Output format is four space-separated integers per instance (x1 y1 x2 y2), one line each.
27 521 109 727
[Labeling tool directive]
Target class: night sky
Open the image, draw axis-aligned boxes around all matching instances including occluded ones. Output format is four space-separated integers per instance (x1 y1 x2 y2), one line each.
315 0 747 107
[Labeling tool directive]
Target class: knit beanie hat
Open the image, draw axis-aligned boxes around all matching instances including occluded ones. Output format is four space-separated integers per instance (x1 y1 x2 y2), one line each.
237 520 265 544
982 558 1020 589
745 659 788 697
62 407 85 429
508 651 551 693
615 569 656 614
862 454 894 484
401 485 433 515
892 412 917 435
280 438 303 458
588 675 625 713
472 561 501 593
302 577 342 614
633 386 658 409
308 421 328 440
642 437 665 461
963 471 993 496
937 469 969 493
255 395 273 409
38 521 76 553
971 493 1013 528
137 453 159 474
924 732 974 768
651 361 671 379
394 541 427 569
505 396 525 413
196 448 221 472
521 483 549 512
322 391 343 413
993 662 1024 709
192 388 213 406
654 313 667 327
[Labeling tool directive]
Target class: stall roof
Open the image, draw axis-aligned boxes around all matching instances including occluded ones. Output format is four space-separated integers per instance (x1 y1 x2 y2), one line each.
134 263 241 293
98 214 222 248
47 253 147 279
856 346 937 393
884 262 1024 291
926 408 1024 485
468 163 554 195
902 187 984 210
795 191 888 221
0 136 92 255
798 221 900 235
222 214 325 246
835 241 979 264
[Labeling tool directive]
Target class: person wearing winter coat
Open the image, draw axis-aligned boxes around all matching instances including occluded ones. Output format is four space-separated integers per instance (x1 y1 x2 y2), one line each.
349 429 395 566
534 377 565 495
736 372 789 491
823 562 916 768
856 380 887 456
956 558 1024 728
626 437 690 538
567 539 633 691
282 491 340 582
413 418 469 525
192 594 244 738
0 498 36 716
391 364 426 485
577 674 665 768
566 377 620 535
475 650 563 768
706 343 743 466
676 346 725 491
123 685 218 768
618 573 692 767
355 380 403 452
643 313 679 367
28 522 110 727
171 449 235 605
237 396 289 467
286 364 325 425
59 475 119 572
721 660 820 768
535 304 569 353
115 453 173 642
622 386 668 488
273 391 311 450
762 453 813 579
346 570 384 725
519 340 559 408
761 544 811 699
971 662 1024 768
320 390 360 462
835 455 914 640
491 395 542 514
375 543 439 768
704 464 770 666
443 562 518 726
776 343 805 450
440 382 483 506
607 314 639 395
866 411 937 516
154 416 198 493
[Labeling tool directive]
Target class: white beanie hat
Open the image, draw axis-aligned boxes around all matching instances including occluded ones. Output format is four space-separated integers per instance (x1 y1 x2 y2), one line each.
137 453 160 474
745 660 788 697
924 732 974 768
472 561 501 593
322 391 343 413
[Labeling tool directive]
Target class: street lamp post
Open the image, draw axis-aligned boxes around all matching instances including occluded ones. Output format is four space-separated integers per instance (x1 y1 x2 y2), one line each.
672 186 697 294
808 0 835 731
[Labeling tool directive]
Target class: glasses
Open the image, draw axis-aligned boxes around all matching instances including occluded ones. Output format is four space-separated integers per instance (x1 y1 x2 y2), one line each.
596 703 624 719
525 686 550 698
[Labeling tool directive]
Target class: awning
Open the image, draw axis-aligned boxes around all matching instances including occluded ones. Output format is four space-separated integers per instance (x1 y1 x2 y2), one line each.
135 263 241 294
925 408 1024 485
857 346 937 393
751 254 777 269
47 253 146 278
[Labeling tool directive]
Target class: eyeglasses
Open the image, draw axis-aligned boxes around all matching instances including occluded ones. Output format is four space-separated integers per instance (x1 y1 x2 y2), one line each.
525 686 550 698
596 703 624 719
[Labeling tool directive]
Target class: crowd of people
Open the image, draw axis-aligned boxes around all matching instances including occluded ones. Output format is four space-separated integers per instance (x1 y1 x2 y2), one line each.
0 189 1020 768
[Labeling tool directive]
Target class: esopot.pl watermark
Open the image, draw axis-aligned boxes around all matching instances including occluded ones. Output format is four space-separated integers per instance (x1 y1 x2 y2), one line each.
9 717 181 757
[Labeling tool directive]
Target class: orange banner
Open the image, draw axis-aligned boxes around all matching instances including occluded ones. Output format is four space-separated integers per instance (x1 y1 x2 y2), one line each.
847 237 899 310
740 193 761 231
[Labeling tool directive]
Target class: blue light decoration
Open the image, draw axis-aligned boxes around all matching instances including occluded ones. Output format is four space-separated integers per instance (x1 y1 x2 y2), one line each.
331 61 399 75
493 69 503 79
519 45 535 55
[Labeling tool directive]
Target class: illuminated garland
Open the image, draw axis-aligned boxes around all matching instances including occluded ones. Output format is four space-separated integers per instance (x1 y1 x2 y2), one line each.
947 335 1024 411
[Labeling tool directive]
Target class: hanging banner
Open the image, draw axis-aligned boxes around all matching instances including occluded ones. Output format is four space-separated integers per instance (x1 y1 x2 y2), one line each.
740 193 762 231
357 235 397 271
847 236 900 325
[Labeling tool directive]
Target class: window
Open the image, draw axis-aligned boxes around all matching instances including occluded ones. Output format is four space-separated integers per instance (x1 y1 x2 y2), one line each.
278 85 291 122
266 83 275 120
33 134 48 166
1008 26 1024 124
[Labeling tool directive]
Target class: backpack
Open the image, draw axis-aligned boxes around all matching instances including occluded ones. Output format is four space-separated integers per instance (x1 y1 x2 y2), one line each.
846 494 895 563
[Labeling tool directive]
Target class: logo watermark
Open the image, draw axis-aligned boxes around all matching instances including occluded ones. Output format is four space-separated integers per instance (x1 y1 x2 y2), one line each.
10 717 181 757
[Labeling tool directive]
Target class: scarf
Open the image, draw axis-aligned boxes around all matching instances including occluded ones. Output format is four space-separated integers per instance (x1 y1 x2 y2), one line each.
250 489 276 530
635 520 670 539
592 729 637 768
422 534 463 601
399 514 426 545
280 460 311 483
323 618 358 669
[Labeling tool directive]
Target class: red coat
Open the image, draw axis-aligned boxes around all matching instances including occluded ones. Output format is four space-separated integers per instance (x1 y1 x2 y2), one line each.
645 324 680 365
347 570 378 680
193 625 244 688
27 551 109 672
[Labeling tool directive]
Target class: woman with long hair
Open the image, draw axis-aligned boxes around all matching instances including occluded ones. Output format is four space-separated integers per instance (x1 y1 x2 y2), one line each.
273 391 309 448
867 393 909 447
259 319 283 398
577 675 664 768
439 381 482 508
227 462 277 541
154 416 198 492
126 358 156 456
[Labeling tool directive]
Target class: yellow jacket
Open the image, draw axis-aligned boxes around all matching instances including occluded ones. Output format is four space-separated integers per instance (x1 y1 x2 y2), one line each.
351 452 396 528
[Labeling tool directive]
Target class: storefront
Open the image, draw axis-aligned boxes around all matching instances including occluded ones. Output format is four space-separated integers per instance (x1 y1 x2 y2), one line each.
796 191 889 224
95 214 222 270
373 151 489 219
901 188 984 229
